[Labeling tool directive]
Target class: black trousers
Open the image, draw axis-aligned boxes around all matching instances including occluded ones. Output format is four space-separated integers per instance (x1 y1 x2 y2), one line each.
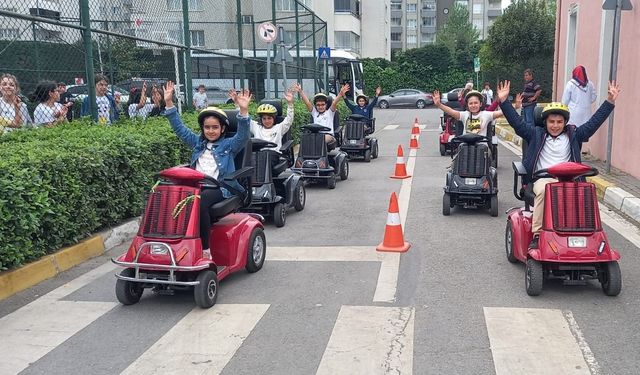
199 188 224 249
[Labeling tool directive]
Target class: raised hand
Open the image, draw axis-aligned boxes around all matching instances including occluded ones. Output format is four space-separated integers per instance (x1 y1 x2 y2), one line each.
235 89 252 116
340 83 350 96
432 90 441 107
375 86 382 96
496 81 510 103
292 83 302 93
284 88 294 104
163 81 175 107
607 81 620 103
227 89 238 104
515 93 523 109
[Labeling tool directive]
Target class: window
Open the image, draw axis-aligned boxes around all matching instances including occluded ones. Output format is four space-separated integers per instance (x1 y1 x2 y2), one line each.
0 28 19 39
473 3 482 14
391 0 402 11
422 16 435 27
391 17 402 26
421 32 435 43
407 34 417 44
422 1 436 10
335 0 350 12
334 31 360 54
407 19 417 29
167 0 202 11
391 32 402 42
276 0 308 11
242 15 253 24
407 4 417 12
284 30 312 47
190 30 205 47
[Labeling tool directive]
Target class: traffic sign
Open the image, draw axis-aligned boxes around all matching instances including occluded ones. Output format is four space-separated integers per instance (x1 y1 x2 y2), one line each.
318 47 331 60
473 57 480 73
258 22 277 43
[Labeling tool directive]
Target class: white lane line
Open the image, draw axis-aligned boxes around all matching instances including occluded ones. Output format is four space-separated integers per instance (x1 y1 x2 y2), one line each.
121 304 269 375
383 125 399 130
0 261 119 374
484 307 593 375
316 306 414 375
398 148 418 229
418 124 426 130
0 299 117 374
500 138 640 249
268 246 399 303
564 311 602 375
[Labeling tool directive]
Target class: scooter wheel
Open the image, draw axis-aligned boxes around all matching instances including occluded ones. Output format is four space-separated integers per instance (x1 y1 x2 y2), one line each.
327 175 336 189
525 259 544 296
372 142 379 159
293 182 305 211
490 196 498 217
194 270 218 308
246 227 266 273
273 202 286 228
439 143 446 156
340 161 349 180
442 193 451 216
601 261 622 296
115 268 143 305
364 149 371 162
505 221 518 263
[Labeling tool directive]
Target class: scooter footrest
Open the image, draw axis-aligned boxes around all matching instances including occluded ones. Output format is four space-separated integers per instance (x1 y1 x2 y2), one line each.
562 279 587 286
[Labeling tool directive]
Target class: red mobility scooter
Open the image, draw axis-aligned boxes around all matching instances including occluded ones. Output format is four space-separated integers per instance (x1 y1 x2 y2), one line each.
439 92 462 156
112 112 266 308
506 161 622 296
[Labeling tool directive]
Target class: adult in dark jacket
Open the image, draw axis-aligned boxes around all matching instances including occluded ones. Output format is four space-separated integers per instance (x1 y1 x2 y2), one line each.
496 80 620 247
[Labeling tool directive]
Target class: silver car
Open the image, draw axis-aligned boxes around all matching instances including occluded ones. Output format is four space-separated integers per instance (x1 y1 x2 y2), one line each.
377 89 434 109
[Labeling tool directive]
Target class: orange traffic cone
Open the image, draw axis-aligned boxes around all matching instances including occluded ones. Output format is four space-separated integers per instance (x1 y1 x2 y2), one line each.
414 117 419 125
390 145 411 179
409 133 419 149
377 192 411 253
411 125 420 135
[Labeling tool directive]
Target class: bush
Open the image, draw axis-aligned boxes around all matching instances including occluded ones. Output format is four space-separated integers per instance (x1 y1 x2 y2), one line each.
0 99 347 269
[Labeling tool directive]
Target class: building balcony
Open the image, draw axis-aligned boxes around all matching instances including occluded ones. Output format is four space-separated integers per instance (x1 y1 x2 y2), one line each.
487 9 502 17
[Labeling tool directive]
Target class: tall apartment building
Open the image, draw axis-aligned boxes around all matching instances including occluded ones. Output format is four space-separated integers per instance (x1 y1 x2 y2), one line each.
389 0 455 53
459 0 503 40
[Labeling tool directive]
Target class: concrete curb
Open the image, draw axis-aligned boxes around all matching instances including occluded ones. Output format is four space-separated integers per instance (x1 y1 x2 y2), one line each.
495 122 640 226
0 217 141 301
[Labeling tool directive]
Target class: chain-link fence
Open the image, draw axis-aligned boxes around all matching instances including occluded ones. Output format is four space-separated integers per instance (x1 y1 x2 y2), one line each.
0 0 327 128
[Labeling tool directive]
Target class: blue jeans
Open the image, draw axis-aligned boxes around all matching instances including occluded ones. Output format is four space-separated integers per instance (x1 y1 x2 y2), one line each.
523 105 535 128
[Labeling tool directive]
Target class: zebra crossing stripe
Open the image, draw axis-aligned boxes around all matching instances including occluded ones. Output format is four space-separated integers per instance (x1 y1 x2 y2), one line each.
121 304 269 375
316 306 414 374
484 307 594 375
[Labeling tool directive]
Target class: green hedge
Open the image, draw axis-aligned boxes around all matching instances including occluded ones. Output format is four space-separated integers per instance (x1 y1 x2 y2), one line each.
0 99 349 270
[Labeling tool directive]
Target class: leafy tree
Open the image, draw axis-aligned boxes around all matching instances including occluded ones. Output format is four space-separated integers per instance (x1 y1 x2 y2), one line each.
435 3 480 71
480 0 555 100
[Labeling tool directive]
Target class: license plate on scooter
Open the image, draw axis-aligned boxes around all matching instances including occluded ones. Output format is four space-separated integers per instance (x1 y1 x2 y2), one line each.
568 237 587 248
464 178 476 185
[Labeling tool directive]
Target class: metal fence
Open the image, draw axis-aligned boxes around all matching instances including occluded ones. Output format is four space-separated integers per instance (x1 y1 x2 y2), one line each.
0 0 327 126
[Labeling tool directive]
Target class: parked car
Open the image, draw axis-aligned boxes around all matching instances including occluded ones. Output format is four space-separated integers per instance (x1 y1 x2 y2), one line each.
377 89 433 109
66 84 130 104
204 86 235 105
441 88 463 104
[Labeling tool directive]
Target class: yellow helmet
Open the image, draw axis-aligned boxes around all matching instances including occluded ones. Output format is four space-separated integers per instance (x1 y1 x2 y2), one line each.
541 102 570 122
198 106 229 128
256 103 278 116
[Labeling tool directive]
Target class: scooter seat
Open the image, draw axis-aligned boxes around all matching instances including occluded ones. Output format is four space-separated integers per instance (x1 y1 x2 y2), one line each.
209 196 242 220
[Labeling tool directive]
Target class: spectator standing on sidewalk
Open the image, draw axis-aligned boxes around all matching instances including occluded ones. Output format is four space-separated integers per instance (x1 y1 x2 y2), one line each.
57 82 74 121
32 80 68 127
0 73 32 133
561 65 597 128
148 85 165 117
193 84 208 110
80 73 120 124
481 82 494 106
521 68 542 127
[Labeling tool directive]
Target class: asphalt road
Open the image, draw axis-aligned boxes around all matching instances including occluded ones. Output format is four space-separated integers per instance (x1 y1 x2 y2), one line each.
2 108 640 375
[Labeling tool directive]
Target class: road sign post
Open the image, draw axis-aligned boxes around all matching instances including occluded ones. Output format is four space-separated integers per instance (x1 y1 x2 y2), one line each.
278 25 288 92
318 47 331 94
258 22 277 99
473 57 480 89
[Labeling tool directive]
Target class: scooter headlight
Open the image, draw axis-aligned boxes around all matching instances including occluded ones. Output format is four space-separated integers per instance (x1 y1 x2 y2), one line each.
568 236 587 248
150 244 168 255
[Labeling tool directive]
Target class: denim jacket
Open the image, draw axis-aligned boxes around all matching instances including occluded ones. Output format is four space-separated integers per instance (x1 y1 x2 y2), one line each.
165 106 250 198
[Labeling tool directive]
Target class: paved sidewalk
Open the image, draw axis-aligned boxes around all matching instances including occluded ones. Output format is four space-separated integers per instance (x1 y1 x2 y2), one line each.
495 120 640 226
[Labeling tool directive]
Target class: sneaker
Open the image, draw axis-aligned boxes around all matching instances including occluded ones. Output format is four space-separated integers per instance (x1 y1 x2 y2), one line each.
529 234 539 249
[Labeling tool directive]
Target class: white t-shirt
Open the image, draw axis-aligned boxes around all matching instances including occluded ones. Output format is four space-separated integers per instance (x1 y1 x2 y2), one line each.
193 92 208 109
33 102 64 126
311 107 335 134
536 133 571 172
96 96 111 124
458 111 493 137
561 80 597 127
481 89 494 104
250 104 294 152
196 143 219 178
0 98 33 133
128 103 155 119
